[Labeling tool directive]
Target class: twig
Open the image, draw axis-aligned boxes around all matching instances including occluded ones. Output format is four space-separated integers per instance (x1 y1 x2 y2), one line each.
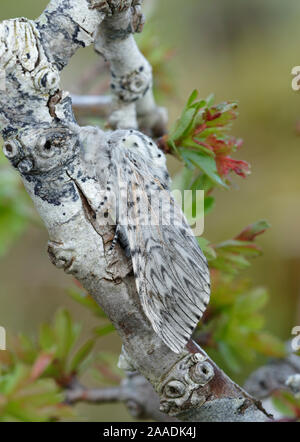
245 345 300 400
65 373 177 422
71 94 113 118
66 384 122 405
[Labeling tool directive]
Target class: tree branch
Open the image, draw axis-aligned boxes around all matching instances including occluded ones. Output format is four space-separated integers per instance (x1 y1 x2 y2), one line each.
71 94 113 119
65 373 178 422
93 1 167 135
245 345 300 400
66 384 122 405
0 0 272 421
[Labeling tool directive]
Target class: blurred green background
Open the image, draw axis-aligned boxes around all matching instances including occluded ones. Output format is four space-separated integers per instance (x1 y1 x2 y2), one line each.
1 0 300 421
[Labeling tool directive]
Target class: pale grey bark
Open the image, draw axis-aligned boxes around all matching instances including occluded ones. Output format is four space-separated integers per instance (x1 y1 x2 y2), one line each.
245 343 300 400
93 1 167 135
0 0 272 422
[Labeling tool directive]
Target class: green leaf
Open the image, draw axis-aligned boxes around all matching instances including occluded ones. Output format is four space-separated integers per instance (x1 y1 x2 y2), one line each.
68 339 94 374
272 393 299 418
191 174 214 193
236 220 271 241
215 240 262 257
171 167 194 193
94 324 115 337
180 149 226 187
169 108 197 141
206 102 238 128
218 341 241 373
18 334 37 364
169 90 205 142
168 138 180 156
205 93 215 107
187 89 198 106
204 196 215 214
239 314 264 331
5 401 49 422
211 253 250 274
18 379 63 406
197 237 217 260
54 309 77 360
235 288 269 315
182 138 214 156
39 323 56 352
247 333 286 358
1 364 29 395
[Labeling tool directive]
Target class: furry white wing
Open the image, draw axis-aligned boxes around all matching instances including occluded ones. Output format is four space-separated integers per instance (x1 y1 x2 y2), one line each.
118 157 210 353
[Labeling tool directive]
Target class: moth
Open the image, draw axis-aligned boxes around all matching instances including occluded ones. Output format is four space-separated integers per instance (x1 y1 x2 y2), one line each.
94 129 210 354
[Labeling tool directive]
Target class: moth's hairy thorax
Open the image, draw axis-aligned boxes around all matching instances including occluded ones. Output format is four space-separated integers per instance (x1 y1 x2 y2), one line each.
107 129 170 188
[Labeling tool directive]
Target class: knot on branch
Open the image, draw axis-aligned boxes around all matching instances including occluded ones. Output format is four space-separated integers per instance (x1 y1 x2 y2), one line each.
48 241 76 273
130 3 145 33
3 138 37 175
2 126 83 207
90 1 144 33
34 66 60 94
110 66 152 103
0 18 60 95
2 127 79 176
89 0 132 15
158 352 214 416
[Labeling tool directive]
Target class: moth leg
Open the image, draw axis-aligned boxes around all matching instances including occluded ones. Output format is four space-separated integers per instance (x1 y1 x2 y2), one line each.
109 224 131 258
108 228 119 254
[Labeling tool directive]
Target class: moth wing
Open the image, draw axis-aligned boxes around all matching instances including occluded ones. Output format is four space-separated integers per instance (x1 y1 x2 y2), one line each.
119 164 210 354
